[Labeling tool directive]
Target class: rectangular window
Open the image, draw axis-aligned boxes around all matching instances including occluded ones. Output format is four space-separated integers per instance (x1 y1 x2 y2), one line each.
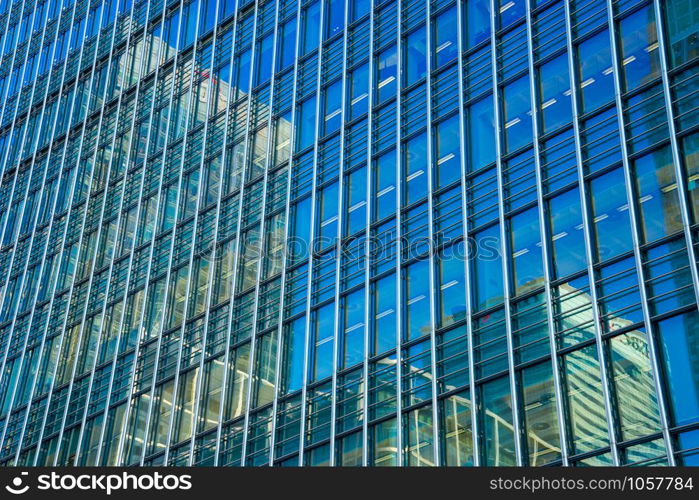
479 377 516 466
404 260 432 341
376 46 397 104
563 345 610 455
520 362 561 465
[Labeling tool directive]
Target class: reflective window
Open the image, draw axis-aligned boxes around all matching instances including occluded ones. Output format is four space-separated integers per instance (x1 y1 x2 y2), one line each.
404 25 427 86
656 311 699 426
503 76 532 154
549 188 587 279
479 377 516 466
297 96 317 151
589 168 633 262
563 345 610 454
577 30 615 113
281 318 306 395
302 1 321 55
376 46 398 103
464 0 491 48
609 331 662 441
633 147 682 243
404 132 429 204
278 18 297 71
472 224 504 311
520 362 561 465
441 390 473 465
404 259 432 341
433 7 458 68
434 114 462 187
325 0 345 40
467 96 496 171
510 207 543 296
374 150 397 221
538 54 571 134
664 0 699 69
619 6 660 91
349 63 369 119
311 304 335 382
372 273 397 357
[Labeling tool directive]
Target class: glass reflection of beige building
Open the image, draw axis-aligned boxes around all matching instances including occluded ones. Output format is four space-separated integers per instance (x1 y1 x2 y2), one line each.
434 282 663 467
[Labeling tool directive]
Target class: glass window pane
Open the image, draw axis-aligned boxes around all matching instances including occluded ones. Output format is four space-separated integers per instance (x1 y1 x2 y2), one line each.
434 115 462 188
472 224 504 311
404 25 427 86
521 362 561 465
549 188 587 279
656 310 699 427
539 53 571 134
608 331 662 441
404 259 432 341
503 76 532 153
633 147 682 243
577 30 615 113
563 345 610 454
589 168 633 262
479 376 516 466
619 6 660 91
467 96 496 171
510 207 543 296
433 7 458 68
441 390 474 466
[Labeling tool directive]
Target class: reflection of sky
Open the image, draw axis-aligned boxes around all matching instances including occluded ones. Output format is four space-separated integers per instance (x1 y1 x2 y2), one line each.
657 313 699 426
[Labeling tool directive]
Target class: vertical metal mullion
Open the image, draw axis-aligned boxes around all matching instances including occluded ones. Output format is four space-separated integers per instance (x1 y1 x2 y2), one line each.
52 6 135 465
235 0 267 466
160 0 208 466
563 0 620 466
296 0 327 466
423 0 440 467
8 0 93 461
93 6 170 468
209 0 251 465
652 0 699 305
328 0 351 467
454 0 479 466
604 0 676 465
522 0 569 466
392 0 404 467
72 3 150 465
4 0 83 463
266 0 304 467
30 0 120 465
0 0 46 312
111 2 187 466
135 0 193 466
185 0 239 467
488 0 523 465
0 0 72 443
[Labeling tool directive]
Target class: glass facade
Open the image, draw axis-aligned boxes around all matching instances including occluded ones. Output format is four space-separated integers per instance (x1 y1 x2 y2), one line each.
0 0 696 468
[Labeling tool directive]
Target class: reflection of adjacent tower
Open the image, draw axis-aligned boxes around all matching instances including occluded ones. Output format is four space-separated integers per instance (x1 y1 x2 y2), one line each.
650 148 683 235
556 283 660 441
436 281 664 464
663 0 698 64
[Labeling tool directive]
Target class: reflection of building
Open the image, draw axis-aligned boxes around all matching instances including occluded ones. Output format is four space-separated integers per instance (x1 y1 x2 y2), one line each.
432 281 664 467
0 0 696 468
